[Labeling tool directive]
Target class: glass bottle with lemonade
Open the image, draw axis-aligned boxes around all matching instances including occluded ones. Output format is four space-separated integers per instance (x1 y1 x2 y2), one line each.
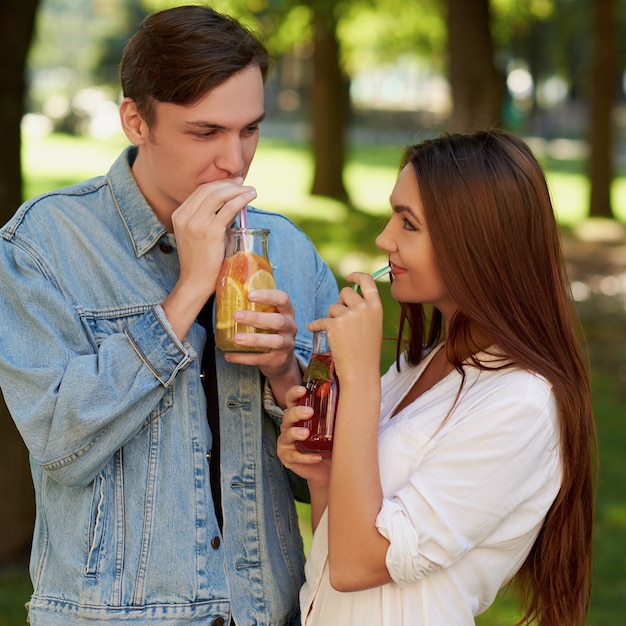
215 227 277 352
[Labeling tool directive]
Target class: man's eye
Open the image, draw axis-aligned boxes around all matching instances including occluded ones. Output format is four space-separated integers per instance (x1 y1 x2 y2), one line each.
243 125 260 136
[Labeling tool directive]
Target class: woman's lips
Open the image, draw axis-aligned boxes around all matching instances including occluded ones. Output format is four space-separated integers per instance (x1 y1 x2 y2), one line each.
390 262 407 276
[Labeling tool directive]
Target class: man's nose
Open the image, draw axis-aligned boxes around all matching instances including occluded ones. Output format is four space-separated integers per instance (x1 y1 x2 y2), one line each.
215 136 245 176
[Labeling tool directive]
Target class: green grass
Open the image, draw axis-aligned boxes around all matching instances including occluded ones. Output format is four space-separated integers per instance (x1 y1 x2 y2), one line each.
0 568 31 626
4 131 625 624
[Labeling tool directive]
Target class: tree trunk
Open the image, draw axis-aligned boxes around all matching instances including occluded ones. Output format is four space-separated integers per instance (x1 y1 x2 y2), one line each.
0 0 39 220
309 2 350 202
0 398 35 563
588 0 618 218
0 0 40 563
446 0 505 132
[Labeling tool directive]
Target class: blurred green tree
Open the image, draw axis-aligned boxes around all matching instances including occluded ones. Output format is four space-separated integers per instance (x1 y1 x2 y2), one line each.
205 0 563 197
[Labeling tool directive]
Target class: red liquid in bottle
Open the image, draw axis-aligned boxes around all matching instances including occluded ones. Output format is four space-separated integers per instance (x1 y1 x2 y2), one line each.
297 352 339 457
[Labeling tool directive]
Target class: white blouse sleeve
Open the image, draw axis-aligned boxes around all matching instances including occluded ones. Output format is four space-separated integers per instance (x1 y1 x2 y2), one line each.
375 370 561 587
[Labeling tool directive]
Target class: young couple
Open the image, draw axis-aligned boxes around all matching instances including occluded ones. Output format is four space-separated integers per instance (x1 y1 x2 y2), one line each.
0 4 595 625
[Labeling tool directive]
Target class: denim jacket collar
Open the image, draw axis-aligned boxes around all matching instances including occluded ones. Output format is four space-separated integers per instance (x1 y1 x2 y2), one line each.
108 146 169 258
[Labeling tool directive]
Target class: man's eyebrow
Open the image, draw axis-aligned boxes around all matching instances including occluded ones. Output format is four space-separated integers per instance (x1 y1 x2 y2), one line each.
184 112 266 130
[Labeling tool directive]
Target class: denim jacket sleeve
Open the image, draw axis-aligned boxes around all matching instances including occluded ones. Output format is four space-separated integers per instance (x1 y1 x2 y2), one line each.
0 214 194 488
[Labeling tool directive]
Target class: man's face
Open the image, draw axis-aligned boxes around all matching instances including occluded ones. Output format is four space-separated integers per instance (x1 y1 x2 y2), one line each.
129 64 265 224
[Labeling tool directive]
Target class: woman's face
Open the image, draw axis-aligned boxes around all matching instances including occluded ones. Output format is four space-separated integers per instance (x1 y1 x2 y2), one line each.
375 164 457 318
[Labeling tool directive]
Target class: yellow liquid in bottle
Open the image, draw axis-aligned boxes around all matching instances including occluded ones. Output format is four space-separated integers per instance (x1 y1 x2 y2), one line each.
214 250 276 352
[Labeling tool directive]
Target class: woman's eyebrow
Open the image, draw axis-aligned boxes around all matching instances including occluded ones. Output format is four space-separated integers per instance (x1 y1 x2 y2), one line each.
390 201 423 225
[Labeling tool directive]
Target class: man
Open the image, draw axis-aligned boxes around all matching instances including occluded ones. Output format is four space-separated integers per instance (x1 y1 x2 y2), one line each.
0 6 338 625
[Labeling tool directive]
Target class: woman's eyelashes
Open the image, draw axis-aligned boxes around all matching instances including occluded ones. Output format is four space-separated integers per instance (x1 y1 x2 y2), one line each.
402 216 419 231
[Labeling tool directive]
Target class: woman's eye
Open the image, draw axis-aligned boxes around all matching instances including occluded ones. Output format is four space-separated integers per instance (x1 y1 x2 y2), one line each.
402 217 418 231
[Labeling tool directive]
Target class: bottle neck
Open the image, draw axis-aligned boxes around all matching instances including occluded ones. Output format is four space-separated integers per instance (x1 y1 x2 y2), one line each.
313 330 331 355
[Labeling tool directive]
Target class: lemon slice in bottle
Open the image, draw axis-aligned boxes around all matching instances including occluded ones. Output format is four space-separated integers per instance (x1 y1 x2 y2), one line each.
247 269 276 315
247 269 275 291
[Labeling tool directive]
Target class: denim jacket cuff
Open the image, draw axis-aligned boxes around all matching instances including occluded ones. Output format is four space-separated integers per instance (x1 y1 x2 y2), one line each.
262 352 308 424
125 304 195 387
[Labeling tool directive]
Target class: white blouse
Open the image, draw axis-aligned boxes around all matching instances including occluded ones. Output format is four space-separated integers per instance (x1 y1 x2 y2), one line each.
300 346 562 625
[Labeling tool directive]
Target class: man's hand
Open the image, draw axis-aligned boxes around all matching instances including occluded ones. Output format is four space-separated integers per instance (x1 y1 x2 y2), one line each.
172 179 256 297
222 288 302 407
162 179 256 341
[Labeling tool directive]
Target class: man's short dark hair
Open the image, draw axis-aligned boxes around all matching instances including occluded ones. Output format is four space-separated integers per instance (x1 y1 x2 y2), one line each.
120 5 270 126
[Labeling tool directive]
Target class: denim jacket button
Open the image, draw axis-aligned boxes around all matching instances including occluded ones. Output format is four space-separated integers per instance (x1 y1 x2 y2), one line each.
211 617 225 626
206 451 212 463
211 535 221 549
159 241 173 254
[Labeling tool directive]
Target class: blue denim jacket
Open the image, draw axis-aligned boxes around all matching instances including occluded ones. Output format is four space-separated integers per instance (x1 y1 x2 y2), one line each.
0 147 338 625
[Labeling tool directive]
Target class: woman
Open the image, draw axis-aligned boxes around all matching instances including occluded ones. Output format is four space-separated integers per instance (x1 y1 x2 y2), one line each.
278 130 596 625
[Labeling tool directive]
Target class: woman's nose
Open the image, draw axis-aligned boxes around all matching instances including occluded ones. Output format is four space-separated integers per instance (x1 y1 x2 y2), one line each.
375 222 396 253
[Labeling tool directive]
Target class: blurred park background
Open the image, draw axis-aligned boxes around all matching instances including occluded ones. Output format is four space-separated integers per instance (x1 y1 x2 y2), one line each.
1 0 625 624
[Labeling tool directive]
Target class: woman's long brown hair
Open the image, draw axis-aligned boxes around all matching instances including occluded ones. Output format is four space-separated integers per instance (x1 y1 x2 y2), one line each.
396 130 597 625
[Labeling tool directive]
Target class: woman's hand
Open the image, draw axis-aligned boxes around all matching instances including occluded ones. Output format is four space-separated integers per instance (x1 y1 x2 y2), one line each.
309 272 383 385
277 386 331 489
278 385 332 531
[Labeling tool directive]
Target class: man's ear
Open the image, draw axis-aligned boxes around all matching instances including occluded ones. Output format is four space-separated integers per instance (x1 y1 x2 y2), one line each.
119 98 147 145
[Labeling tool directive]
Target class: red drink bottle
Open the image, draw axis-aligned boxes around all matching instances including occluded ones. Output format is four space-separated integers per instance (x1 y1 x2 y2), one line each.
297 330 339 457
